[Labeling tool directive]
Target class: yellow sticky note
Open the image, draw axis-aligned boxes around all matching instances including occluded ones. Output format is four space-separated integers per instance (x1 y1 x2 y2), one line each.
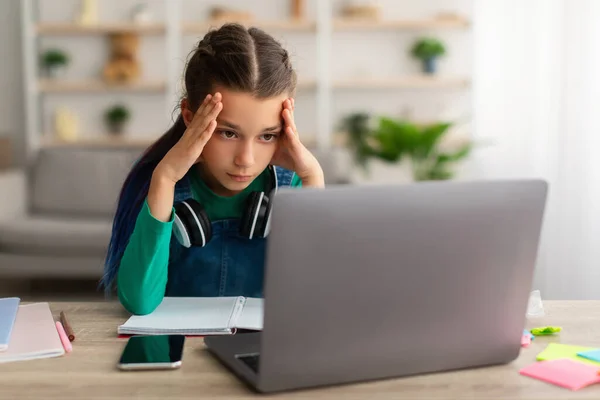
537 343 600 367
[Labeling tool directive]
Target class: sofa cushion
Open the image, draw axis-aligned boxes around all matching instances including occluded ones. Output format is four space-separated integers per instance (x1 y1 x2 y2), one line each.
30 148 143 217
0 216 112 257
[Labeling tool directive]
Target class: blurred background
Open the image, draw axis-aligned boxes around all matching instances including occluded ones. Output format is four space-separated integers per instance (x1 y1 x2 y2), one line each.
0 0 598 301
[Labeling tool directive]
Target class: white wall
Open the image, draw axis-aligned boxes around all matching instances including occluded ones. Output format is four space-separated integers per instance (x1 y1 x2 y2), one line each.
0 0 25 166
472 0 600 300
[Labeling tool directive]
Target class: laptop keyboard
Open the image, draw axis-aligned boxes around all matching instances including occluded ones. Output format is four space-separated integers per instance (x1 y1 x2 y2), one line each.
237 354 260 373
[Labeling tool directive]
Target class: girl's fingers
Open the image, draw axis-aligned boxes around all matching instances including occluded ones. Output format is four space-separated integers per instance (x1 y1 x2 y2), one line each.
192 120 217 154
201 92 221 118
190 93 221 133
284 99 292 111
200 102 223 133
194 95 222 137
190 94 212 127
202 93 212 108
285 126 301 152
283 109 297 136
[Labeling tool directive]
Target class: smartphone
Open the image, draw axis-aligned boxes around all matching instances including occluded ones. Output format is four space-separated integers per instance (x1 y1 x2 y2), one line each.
118 334 185 371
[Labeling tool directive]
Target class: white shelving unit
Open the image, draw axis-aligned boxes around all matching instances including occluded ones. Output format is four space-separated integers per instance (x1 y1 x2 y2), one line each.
20 0 472 163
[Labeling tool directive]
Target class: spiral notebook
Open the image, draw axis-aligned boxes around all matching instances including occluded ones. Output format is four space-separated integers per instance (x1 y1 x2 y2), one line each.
117 297 264 336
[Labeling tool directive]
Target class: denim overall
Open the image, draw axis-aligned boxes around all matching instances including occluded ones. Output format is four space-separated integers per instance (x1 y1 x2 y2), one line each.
164 166 295 298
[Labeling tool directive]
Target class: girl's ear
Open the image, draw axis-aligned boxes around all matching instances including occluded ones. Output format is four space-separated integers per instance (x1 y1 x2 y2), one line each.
180 98 194 128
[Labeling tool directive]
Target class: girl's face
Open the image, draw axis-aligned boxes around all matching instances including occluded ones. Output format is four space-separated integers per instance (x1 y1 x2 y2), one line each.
183 87 288 197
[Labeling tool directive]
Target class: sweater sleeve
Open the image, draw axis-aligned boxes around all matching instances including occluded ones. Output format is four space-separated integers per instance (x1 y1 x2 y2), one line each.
117 198 174 315
291 173 303 187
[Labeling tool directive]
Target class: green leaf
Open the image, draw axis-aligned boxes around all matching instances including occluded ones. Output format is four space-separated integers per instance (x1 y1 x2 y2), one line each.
410 37 446 60
445 144 472 162
428 168 454 180
375 117 420 154
371 118 401 162
42 49 69 67
414 122 451 159
339 113 374 168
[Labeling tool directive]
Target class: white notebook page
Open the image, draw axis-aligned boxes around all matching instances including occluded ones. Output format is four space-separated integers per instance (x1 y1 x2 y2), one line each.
235 298 264 330
118 297 239 334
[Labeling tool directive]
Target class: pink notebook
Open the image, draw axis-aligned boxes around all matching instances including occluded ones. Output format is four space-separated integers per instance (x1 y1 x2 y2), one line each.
520 359 600 390
0 303 64 363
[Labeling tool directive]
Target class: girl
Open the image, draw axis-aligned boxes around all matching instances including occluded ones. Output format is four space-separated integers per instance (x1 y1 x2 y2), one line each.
102 23 325 315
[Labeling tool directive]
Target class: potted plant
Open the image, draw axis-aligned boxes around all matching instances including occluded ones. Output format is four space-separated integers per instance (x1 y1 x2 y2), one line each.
104 104 131 135
341 113 472 182
41 49 70 79
410 37 446 74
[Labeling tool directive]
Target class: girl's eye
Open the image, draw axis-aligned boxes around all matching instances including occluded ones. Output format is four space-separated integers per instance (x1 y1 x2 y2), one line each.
261 134 277 142
219 130 237 139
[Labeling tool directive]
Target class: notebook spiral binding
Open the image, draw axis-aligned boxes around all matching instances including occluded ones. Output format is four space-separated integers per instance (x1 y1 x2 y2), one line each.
228 297 247 334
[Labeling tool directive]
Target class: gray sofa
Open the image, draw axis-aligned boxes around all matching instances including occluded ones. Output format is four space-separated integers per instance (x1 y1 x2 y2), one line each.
0 146 350 280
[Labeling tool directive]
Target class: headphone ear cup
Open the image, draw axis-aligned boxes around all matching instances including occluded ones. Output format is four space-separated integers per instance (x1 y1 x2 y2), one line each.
173 207 191 248
173 199 212 247
258 195 273 237
241 192 266 239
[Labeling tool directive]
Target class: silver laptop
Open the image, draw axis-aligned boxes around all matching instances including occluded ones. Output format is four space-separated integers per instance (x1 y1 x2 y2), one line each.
204 179 548 393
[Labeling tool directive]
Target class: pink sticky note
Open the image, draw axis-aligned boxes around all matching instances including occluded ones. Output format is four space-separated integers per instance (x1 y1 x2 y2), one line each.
520 359 600 391
521 334 532 347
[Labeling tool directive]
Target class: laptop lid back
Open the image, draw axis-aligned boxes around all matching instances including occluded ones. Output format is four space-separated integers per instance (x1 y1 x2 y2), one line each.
258 180 547 393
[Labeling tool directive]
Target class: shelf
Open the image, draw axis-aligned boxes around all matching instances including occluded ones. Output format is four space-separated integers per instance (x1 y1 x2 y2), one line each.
333 76 470 89
35 18 468 35
39 132 346 150
37 79 313 93
182 19 316 34
36 22 166 35
333 17 470 30
297 79 317 90
41 136 157 149
38 79 167 93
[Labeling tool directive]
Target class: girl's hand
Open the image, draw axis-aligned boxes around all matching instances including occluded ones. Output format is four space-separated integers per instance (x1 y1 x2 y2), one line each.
155 93 223 184
270 98 325 187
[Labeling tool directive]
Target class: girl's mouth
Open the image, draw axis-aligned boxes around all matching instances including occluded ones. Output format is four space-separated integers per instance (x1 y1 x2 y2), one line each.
227 173 253 182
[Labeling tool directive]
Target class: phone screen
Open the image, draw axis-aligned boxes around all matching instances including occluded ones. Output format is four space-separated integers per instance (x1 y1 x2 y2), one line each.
119 335 185 368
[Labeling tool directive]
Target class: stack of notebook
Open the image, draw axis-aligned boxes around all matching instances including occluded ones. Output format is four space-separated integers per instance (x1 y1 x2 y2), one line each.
0 298 65 363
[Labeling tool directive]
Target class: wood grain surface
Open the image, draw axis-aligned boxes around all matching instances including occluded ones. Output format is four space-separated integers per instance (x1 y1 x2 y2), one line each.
0 300 599 399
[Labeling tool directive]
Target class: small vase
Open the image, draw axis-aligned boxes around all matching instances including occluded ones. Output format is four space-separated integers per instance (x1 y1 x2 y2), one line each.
47 65 66 79
108 122 126 135
423 57 437 75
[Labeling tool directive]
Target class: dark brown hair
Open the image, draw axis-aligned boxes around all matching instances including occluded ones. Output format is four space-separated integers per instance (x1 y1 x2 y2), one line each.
185 23 297 110
103 23 297 291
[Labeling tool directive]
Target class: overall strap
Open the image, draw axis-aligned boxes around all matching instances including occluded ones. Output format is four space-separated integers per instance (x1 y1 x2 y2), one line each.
273 166 295 189
174 174 193 203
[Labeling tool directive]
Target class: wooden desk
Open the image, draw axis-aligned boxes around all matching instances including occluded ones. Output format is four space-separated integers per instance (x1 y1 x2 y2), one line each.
0 301 599 399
